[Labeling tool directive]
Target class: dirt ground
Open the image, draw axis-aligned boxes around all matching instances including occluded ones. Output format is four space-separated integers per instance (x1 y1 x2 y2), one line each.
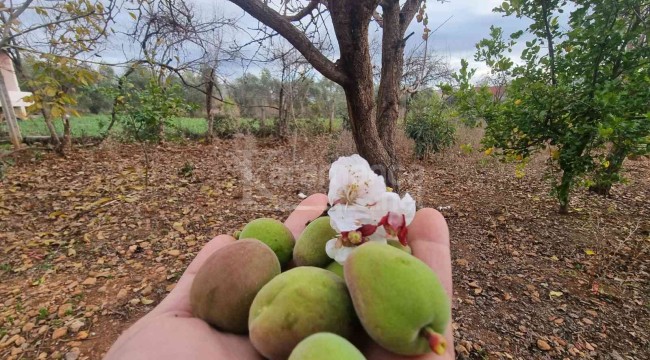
1 130 648 359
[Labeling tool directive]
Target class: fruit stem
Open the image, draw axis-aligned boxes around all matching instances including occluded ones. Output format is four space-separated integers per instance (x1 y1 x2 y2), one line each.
422 326 446 355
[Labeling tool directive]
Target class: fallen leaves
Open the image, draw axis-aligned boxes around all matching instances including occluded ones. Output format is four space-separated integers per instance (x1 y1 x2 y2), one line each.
537 339 552 351
51 327 68 340
1 139 648 360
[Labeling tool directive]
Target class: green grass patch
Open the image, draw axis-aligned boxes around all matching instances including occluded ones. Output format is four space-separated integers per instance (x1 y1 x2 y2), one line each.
13 114 344 139
16 115 209 138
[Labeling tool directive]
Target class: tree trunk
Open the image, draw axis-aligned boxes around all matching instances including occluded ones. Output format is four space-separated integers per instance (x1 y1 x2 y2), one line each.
329 104 335 133
557 170 573 214
278 71 288 139
41 106 61 146
0 70 22 149
205 68 215 142
330 1 398 189
376 1 405 166
62 115 71 150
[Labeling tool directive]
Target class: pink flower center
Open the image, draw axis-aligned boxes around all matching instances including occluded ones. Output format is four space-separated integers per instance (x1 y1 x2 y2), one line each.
378 212 409 246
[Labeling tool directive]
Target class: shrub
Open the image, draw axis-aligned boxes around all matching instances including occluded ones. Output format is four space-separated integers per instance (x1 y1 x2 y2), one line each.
293 117 328 136
213 114 239 139
405 93 456 159
118 80 194 142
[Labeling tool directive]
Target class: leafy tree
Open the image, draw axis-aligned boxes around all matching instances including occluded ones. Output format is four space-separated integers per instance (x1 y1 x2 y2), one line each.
118 79 194 142
226 0 445 189
469 0 649 213
0 0 118 149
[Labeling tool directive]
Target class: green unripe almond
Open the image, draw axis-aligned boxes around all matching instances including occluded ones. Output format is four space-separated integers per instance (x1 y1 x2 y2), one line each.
293 217 338 267
190 239 281 334
249 267 356 360
326 261 344 278
345 242 450 356
387 239 412 254
289 333 366 360
239 218 295 265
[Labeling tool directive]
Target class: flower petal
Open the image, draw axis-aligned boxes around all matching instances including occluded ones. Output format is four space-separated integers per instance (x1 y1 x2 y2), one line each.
328 203 374 232
327 155 386 206
325 238 339 260
401 193 416 225
334 246 356 264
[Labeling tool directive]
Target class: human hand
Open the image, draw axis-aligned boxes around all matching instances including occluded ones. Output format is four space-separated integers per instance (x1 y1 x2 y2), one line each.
104 194 454 360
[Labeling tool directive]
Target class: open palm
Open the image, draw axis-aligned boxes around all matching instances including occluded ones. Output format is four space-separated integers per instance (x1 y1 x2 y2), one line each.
105 194 454 359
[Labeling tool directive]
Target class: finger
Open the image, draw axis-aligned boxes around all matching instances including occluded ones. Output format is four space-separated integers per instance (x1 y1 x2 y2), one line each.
284 193 329 238
407 208 455 359
150 235 236 316
408 208 452 295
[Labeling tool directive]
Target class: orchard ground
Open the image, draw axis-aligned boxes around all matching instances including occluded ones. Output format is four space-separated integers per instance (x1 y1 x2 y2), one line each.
0 127 648 359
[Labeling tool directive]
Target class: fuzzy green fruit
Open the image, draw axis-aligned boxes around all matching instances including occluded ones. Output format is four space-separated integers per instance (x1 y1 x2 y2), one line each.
249 267 355 360
345 243 450 356
387 239 412 254
289 333 366 360
293 217 337 267
239 218 295 265
326 261 344 278
190 239 280 334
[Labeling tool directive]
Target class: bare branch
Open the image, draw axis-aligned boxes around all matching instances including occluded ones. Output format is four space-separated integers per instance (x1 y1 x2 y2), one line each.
399 0 424 35
228 0 347 85
285 0 319 22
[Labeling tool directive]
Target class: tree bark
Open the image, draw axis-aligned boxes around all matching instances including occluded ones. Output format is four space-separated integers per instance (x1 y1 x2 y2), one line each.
329 105 335 133
327 1 397 187
41 106 60 146
376 1 406 166
541 0 557 86
278 65 288 139
226 0 426 189
205 68 215 142
62 115 71 150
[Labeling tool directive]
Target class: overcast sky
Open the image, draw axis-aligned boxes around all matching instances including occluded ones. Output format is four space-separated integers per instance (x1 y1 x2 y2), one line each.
213 0 531 78
99 0 531 80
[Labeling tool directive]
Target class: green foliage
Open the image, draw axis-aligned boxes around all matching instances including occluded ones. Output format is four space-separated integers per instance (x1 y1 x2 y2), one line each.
469 0 650 211
37 308 49 320
405 92 456 159
441 59 496 127
76 65 116 114
179 162 194 177
25 55 98 118
212 114 239 139
118 80 195 142
292 117 328 136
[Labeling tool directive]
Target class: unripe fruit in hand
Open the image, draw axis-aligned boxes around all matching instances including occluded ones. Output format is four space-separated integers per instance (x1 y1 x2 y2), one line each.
345 243 450 356
239 218 295 266
326 261 344 278
293 217 337 267
289 333 366 360
190 239 281 334
249 267 355 360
